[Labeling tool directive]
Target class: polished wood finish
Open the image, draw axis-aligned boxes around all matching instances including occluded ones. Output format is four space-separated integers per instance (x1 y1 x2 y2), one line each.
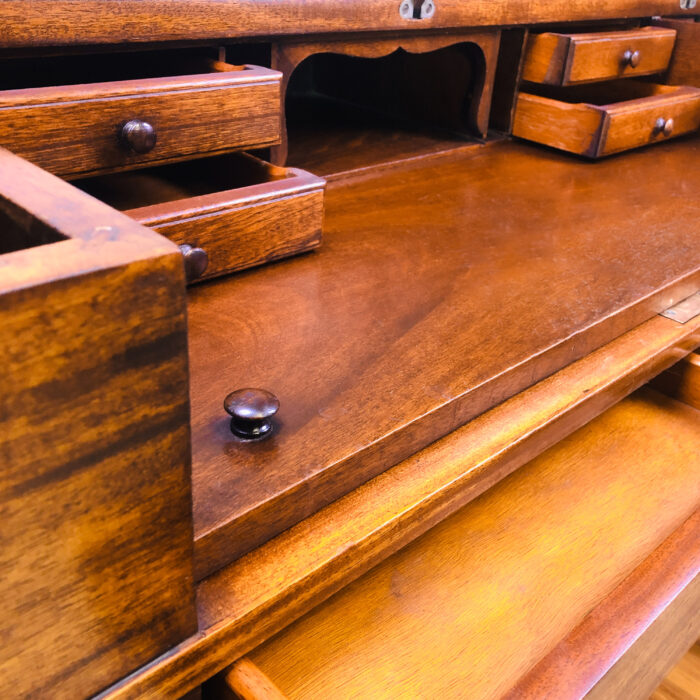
0 148 196 698
0 1 698 48
508 511 700 699
0 62 281 178
655 18 700 87
244 388 700 699
651 351 700 409
522 27 677 85
514 81 700 156
77 153 325 282
270 31 500 171
95 310 700 700
188 139 700 579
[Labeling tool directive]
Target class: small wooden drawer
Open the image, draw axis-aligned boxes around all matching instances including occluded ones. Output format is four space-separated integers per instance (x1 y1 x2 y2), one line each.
76 153 325 283
513 81 700 157
0 58 281 178
522 27 677 86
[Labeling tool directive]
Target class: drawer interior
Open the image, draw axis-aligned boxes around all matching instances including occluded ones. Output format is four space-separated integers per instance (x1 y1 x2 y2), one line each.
0 49 235 91
0 208 67 255
524 79 681 106
74 152 292 211
241 386 700 699
284 43 486 176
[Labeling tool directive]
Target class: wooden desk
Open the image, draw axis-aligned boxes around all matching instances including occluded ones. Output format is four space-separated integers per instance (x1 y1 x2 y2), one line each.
0 3 698 698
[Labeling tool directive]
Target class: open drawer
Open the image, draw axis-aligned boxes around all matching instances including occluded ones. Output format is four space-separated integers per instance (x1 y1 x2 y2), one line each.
76 152 326 282
522 26 677 86
220 383 700 700
513 80 700 157
0 52 281 178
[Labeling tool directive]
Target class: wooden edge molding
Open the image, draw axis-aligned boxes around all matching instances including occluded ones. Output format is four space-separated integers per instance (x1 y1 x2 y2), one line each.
503 509 700 699
96 311 700 700
0 1 698 48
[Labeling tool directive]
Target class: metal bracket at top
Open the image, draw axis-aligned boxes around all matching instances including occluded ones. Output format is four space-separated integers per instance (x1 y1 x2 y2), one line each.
660 291 700 324
399 0 436 20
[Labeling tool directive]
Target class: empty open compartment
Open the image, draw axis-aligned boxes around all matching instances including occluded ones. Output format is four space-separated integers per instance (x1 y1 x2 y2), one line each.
0 208 67 255
279 36 499 177
75 152 325 282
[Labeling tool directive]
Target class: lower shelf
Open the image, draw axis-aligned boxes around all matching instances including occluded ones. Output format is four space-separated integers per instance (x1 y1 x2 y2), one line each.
240 386 700 699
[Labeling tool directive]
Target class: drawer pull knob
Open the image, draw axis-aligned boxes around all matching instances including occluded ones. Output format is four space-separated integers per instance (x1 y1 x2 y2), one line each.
224 388 280 440
622 50 641 68
179 244 209 281
654 117 675 137
120 119 157 154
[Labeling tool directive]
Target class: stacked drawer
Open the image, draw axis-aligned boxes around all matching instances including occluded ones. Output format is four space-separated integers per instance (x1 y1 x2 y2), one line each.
513 26 700 156
0 54 325 282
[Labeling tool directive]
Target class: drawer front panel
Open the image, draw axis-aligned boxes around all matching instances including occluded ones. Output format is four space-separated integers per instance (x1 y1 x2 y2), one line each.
566 28 677 84
601 88 700 155
0 66 281 177
523 28 677 86
114 160 326 283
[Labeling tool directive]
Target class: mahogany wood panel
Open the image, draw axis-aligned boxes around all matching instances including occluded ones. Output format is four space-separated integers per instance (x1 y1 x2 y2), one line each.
270 31 499 168
514 82 700 157
0 148 196 698
245 388 700 699
508 512 700 700
97 311 700 700
655 18 700 87
522 27 677 85
651 351 700 409
0 63 281 178
0 1 698 48
77 153 325 282
188 138 700 579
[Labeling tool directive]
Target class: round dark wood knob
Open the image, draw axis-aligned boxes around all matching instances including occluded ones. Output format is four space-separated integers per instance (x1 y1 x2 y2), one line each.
224 389 280 440
120 119 157 154
179 244 208 281
622 49 641 68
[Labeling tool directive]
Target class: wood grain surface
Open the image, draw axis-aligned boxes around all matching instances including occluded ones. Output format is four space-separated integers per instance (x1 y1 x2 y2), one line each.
0 148 196 697
245 388 700 699
0 1 697 48
0 64 281 178
97 311 700 700
188 138 700 579
651 642 700 700
507 511 700 699
655 18 700 87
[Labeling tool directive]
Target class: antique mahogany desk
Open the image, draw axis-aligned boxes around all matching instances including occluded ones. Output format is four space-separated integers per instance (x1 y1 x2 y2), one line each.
1 2 699 698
